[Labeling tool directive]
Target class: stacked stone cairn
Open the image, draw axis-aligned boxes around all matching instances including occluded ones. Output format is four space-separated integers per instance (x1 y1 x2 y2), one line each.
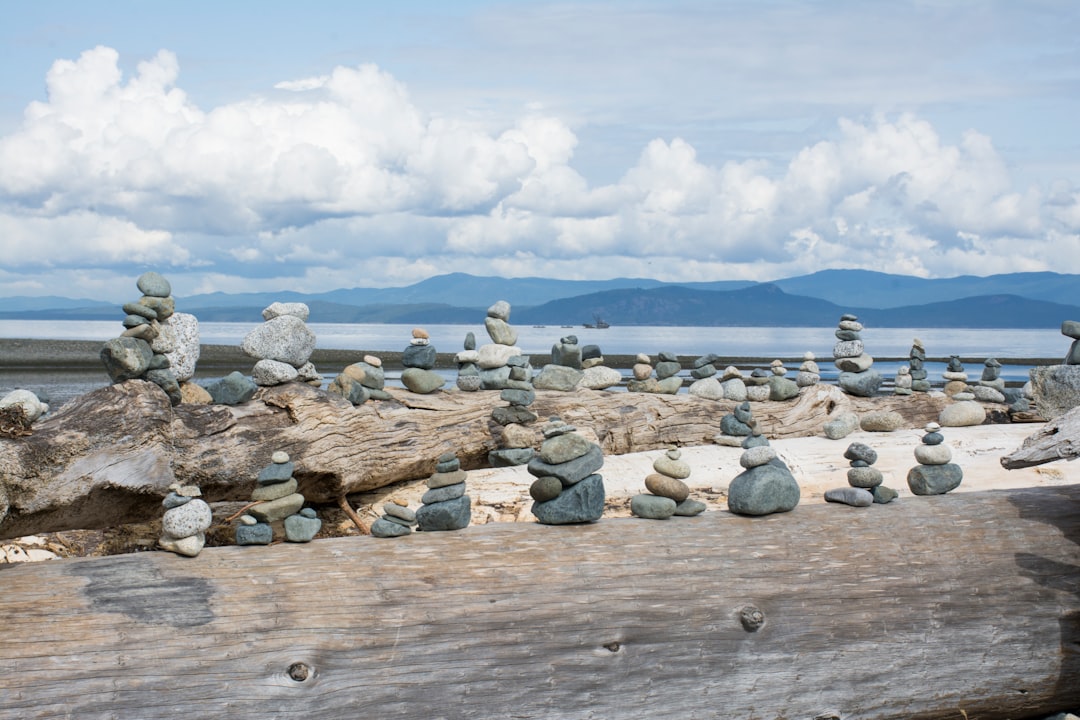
235 451 319 544
629 353 656 392
534 335 584 391
687 353 722 399
628 351 683 394
401 327 446 394
416 452 472 531
100 271 200 406
328 354 390 405
631 448 707 519
971 358 1006 404
767 359 800 400
726 420 801 516
476 301 526 390
456 332 482 391
796 352 821 387
528 417 606 524
715 400 755 447
579 343 622 390
908 339 931 392
833 314 882 397
719 365 748 401
744 368 771 402
941 355 970 398
488 355 539 467
240 302 321 390
894 365 913 395
906 422 963 495
159 483 212 557
371 500 419 538
824 442 897 507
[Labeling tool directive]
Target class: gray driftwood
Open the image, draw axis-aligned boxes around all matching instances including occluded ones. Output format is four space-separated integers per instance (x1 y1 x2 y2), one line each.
1 379 968 538
1 485 1078 719
1002 404 1080 469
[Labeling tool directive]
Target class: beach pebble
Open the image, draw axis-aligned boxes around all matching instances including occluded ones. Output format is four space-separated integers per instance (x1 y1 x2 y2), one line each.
428 469 468 489
823 412 859 440
739 445 777 469
383 503 417 523
846 466 884 489
914 443 953 465
939 401 986 427
161 499 212 539
158 533 205 557
843 442 878 465
871 486 899 504
0 389 47 423
262 302 310 322
248 493 306 523
652 449 691 479
371 518 413 538
251 477 298 501
631 494 677 519
540 432 593 464
825 487 874 507
423 482 467 505
645 473 690 502
674 498 707 516
284 509 321 542
137 271 171 298
907 463 963 495
416 494 472 532
258 461 294 485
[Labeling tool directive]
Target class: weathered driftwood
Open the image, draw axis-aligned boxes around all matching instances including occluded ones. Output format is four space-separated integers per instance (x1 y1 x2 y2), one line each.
1002 404 1080 469
0 379 970 538
1 485 1078 719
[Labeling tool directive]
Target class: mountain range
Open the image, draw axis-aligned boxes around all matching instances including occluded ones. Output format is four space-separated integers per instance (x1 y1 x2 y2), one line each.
1 270 1078 329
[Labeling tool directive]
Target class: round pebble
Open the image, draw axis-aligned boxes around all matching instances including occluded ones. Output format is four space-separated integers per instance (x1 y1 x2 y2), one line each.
272 451 290 464
162 499 212 539
383 503 417 523
412 327 429 339
740 445 777 469
631 494 677 520
644 473 690 503
239 514 258 525
530 476 563 503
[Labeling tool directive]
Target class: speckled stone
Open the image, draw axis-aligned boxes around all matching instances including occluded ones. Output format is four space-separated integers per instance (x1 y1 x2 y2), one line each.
740 445 778 469
161 499 212 539
843 442 878 465
235 523 273 545
539 432 593 464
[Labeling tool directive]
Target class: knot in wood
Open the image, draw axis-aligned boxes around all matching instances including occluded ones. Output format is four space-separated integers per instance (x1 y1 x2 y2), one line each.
739 605 765 632
287 662 311 682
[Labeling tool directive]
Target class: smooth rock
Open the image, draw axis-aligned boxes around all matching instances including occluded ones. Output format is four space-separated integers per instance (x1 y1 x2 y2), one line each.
914 443 953 465
327 375 370 405
262 302 310 321
235 523 274 545
531 473 605 524
580 365 623 390
843 442 878 465
417 494 472 531
939 401 986 427
162 499 213 539
740 445 777 469
402 343 437 369
484 317 518 346
252 358 300 386
674 498 707 516
492 405 539 426
100 337 153 382
284 511 322 542
422 482 467 504
530 476 564 503
631 494 677 519
0 389 46 423
871 485 899 504
645 473 690 502
726 464 801 516
251 477 298 501
846 466 884 489
527 445 604 486
540 432 593 464
179 381 212 404
907 463 963 495
823 412 860 440
720 414 752 437
533 364 583 392
488 448 535 467
835 353 875 373
487 300 511 321
477 343 523 369
371 518 412 538
258 461 294 485
838 370 883 397
427 469 468 489
688 377 724 400
140 295 175 321
825 487 873 507
654 361 681 380
205 371 257 406
721 379 748 401
248 493 306 523
401 368 446 394
859 410 905 432
767 376 800 401
745 385 770 402
159 533 205 557
137 271 171 297
653 452 691 479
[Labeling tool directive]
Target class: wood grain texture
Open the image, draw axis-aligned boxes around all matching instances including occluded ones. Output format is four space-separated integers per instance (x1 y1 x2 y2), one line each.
1002 405 1080 469
0 379 991 538
1 485 1078 720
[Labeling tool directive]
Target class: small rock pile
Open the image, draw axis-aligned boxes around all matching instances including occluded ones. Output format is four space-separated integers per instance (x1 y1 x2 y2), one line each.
578 343 622 390
416 452 472 531
241 302 321 389
528 418 606 524
767 359 800 400
100 271 198 406
894 365 913 395
476 301 526 390
456 332 482 391
715 400 755 447
796 352 821 387
832 313 882 397
687 354 724 400
941 355 970 398
908 339 931 392
824 442 897 507
488 355 539 467
159 483 212 557
401 327 446 394
631 448 707 519
628 352 683 394
744 367 772 402
533 334 584 391
719 366 748 401
329 354 390 405
371 500 419 538
235 451 318 544
906 422 963 496
726 422 801 516
972 358 1006 404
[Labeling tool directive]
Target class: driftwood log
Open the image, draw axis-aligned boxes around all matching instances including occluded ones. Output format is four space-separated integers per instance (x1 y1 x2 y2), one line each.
1003 405 1080 470
1 379 973 539
1 484 1078 719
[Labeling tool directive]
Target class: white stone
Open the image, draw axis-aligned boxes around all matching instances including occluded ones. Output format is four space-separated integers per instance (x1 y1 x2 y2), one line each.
149 319 177 353
486 300 511 320
272 451 290 464
721 378 748 401
262 302 310 321
688 377 724 400
476 343 523 369
455 350 480 364
832 339 864 359
971 385 1006 404
745 385 771 402
158 532 205 557
241 315 316 367
162 499 212 539
720 365 743 380
252 358 300 386
0 389 46 423
580 365 623 390
162 312 200 382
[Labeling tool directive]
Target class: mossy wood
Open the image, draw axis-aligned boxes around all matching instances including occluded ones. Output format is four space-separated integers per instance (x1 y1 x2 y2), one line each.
1 379 971 538
1002 405 1080 469
2 485 1079 719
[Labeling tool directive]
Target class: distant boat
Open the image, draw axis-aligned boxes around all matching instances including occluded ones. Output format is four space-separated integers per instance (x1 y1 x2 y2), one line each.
583 314 610 329
533 325 547 328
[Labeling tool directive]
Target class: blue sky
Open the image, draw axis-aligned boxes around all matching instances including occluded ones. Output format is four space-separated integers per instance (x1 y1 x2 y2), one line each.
2 0 1079 302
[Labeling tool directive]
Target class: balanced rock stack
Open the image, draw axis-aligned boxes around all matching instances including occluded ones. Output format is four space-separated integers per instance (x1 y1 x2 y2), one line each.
796 352 821 387
370 500 419 538
688 353 724 400
628 353 656 393
534 335 584 391
579 343 622 390
631 448 707 519
832 313 882 397
456 332 482 392
100 271 196 406
767 359 800 400
726 422 801 516
159 483 213 557
1027 321 1080 420
416 452 472 531
328 354 389 405
719 366 748 401
715 400 755 447
488 355 539 467
477 301 525 390
401 328 446 394
744 368 771 402
941 355 969 398
241 302 321 389
908 339 931 392
894 365 913 395
628 351 682 394
972 358 1006 404
824 442 897 507
528 418 606 524
235 451 315 544
906 422 963 496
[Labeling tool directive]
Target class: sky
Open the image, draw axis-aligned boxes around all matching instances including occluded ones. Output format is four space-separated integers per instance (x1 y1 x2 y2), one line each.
1 0 1080 302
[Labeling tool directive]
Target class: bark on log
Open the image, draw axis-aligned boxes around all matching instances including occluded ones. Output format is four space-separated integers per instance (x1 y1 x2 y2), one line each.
1002 404 1080 469
1 485 1078 720
0 379 981 539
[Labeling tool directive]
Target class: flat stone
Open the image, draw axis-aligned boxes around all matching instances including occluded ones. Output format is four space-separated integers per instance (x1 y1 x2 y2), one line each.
251 477 298 501
824 487 874 507
422 482 467 505
248 493 306 523
645 473 690 502
531 473 605 524
492 405 539 426
843 442 878 465
907 463 963 495
258 461 294 485
428 469 468 489
417 495 472 531
540 432 593 464
740 445 777 469
262 302 310 321
835 353 875 373
500 387 536 406
673 498 707 516
690 365 717 380
476 343 523 370
235 523 274 545
162 492 191 510
533 364 583 391
859 410 905 432
726 464 801 516
871 485 899 504
939 400 986 427
914 443 953 465
284 513 322 542
488 448 535 467
654 376 684 395
141 295 175 322
652 453 691 479
742 433 769 449
631 494 677 519
655 361 681 380
371 518 412 538
846 466 884 489
527 444 604 486
832 339 865 359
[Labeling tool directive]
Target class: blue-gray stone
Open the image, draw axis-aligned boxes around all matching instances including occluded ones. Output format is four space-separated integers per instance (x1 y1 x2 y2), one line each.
655 361 682 380
464 332 476 351
531 473 605 524
529 476 563 502
358 362 385 390
371 518 412 538
162 492 191 509
417 495 472 531
871 485 899 504
847 466 884 489
328 375 370 405
422 481 467 505
834 329 861 341
767 376 800 401
402 344 437 369
824 487 874 507
206 371 258 405
658 351 679 363
539 432 592 464
489 448 535 467
435 455 460 473
674 498 707 516
733 402 754 424
492 405 539 426
726 464 801 516
581 344 602 361
693 353 720 369
100 337 153 382
691 364 717 379
258 461 294 485
527 444 604 486
838 370 883 397
907 463 963 495
922 432 944 445
236 523 273 545
145 368 182 406
741 434 769 449
631 494 677 519
501 388 535 406
284 512 322 542
551 341 582 369
137 271 172 298
720 415 752 437
401 368 445 394
123 302 158 320
533 364 583 391
148 353 171 370
122 313 150 329
479 365 512 390
843 442 878 465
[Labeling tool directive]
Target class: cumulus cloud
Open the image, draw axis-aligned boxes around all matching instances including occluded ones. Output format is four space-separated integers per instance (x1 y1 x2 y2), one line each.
0 46 1078 300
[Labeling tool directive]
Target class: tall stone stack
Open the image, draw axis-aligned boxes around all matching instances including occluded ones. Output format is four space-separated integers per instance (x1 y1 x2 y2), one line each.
100 271 197 406
528 418 606 524
796 352 821 387
328 354 389 405
941 355 969 397
714 400 755 447
241 302 321 388
234 450 316 544
767 360 800 400
894 366 913 395
628 353 657 393
401 327 446 394
158 483 212 557
971 358 1007 404
725 421 801 516
533 335 584 391
579 344 622 390
824 442 897 507
688 354 724 400
631 448 707 519
628 352 682 394
488 355 539 467
477 301 525 390
456 332 482 392
907 422 963 496
833 313 882 397
719 366 749 401
416 452 472 531
908 339 931 392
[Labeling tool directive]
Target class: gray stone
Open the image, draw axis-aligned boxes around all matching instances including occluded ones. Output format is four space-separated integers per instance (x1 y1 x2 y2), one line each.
742 433 769 449
843 442 877 465
428 469 467 489
540 432 593 464
721 378 748 401
241 315 316 366
141 295 175 321
533 364 583 391
145 368 182 406
688 377 724 400
527 444 604 486
859 410 905 432
871 485 899 504
838 370 884 397
488 448 535 467
655 361 682 380
100 337 153 382
922 431 944 445
823 412 860 440
136 271 171 298
402 343 437 369
251 477 298 501
580 365 623 390
835 353 875 373
123 301 158 321
500 387 535 406
529 476 563 503
236 523 274 545
907 463 963 495
262 302 310 321
484 316 518 346
1029 365 1080 419
846 466 884 489
157 313 198 382
417 495 472 531
690 364 717 380
258 460 294 484
653 452 691 479
248 493 306 522
438 453 460 469
162 499 213 539
422 482 467 504
631 494 677 519
492 405 539 426
733 402 755 425
551 341 582 369
162 492 191 509
357 362 385 389
204 373 256 406
720 414 752 437
767 376 801 401
371 518 412 538
971 385 1006 403
939 400 986 427
832 339 865 358
252 358 300 386
674 498 707 516
740 445 777 468
457 373 483 392
825 487 874 507
531 473 605 524
655 376 684 395
487 300 511 321
158 533 205 557
284 511 321 542
327 375 370 405
477 343 522 370
401 368 446 394
726 464 801 516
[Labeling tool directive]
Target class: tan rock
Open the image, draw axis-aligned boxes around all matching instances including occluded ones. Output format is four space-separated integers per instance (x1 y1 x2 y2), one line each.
179 382 212 405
